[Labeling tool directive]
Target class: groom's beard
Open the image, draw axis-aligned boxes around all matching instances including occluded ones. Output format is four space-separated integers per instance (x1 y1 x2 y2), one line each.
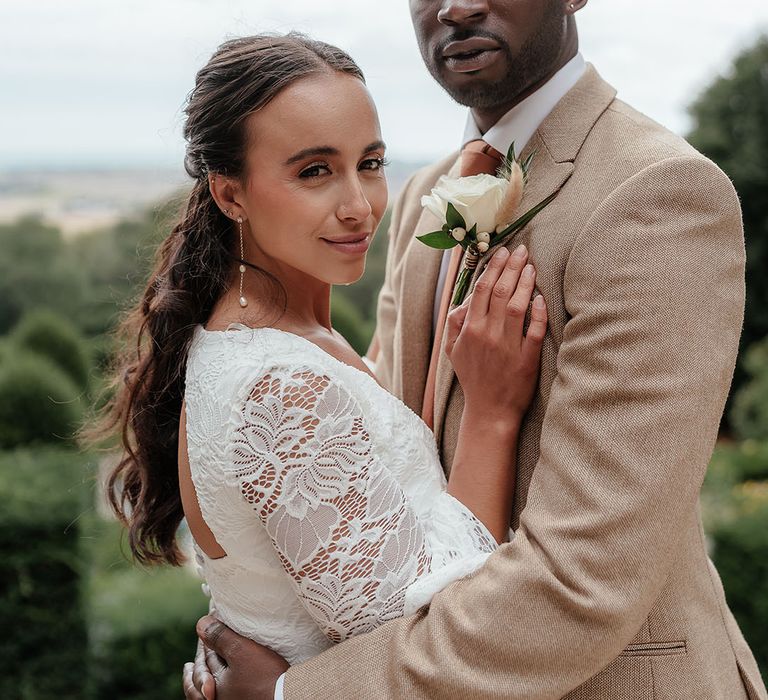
428 9 566 111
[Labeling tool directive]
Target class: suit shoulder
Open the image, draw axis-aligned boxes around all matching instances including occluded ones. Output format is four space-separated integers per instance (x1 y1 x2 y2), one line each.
607 99 698 157
582 98 737 200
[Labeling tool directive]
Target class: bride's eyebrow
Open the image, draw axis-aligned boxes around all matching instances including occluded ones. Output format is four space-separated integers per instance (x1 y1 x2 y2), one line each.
284 141 387 166
362 140 386 154
284 146 338 165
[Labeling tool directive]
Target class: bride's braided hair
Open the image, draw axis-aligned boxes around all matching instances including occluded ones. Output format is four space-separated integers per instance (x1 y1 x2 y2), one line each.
81 34 365 566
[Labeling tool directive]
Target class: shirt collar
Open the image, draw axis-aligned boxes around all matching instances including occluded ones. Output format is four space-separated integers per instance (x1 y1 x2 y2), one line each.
462 52 586 157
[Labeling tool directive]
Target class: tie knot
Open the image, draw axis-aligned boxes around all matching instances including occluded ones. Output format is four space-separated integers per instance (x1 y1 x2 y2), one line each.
460 139 504 177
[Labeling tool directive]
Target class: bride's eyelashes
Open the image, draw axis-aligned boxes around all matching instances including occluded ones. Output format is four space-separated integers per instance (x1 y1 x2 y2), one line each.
299 162 331 178
360 156 390 172
297 156 389 179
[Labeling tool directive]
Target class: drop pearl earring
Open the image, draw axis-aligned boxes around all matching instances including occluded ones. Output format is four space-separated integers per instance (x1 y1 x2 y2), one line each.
237 216 248 308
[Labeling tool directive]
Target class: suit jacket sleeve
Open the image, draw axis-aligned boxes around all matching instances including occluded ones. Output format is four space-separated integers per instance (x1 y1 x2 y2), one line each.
283 155 746 699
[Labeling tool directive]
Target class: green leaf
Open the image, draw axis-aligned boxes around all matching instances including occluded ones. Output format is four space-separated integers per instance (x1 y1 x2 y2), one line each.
505 141 517 164
467 223 478 240
520 151 536 183
416 230 460 249
445 202 466 231
497 191 558 238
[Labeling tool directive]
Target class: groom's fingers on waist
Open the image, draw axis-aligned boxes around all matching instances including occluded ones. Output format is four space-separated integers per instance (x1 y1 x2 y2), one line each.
197 616 235 667
467 246 509 322
192 638 219 698
203 641 226 677
183 662 206 700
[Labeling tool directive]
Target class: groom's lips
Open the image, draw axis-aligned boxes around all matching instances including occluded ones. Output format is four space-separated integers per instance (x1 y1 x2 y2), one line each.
442 38 501 73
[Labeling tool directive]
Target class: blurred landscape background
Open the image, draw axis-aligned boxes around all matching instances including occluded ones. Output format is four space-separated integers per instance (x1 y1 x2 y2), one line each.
2 2 767 698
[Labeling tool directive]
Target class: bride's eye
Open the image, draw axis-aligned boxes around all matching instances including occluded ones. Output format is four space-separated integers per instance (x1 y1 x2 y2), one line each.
299 163 331 178
360 156 389 172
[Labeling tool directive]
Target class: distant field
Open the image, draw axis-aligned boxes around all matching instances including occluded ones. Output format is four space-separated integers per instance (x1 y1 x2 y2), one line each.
0 168 189 237
0 161 424 236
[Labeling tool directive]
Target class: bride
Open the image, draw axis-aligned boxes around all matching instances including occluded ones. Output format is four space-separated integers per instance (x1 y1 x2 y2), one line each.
94 32 546 677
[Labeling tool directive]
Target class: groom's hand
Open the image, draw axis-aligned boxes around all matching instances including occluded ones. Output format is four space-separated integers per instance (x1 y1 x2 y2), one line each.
183 615 289 700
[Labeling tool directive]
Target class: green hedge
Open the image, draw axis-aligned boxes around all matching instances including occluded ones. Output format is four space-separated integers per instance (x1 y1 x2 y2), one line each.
709 481 768 677
731 337 768 442
331 293 373 356
9 309 93 391
0 353 84 449
0 447 92 699
86 518 209 700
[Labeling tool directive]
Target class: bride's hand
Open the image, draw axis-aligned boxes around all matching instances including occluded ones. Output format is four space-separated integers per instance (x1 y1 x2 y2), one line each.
444 244 547 422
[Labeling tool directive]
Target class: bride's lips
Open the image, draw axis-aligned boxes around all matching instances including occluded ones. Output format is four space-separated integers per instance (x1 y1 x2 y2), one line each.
442 37 501 73
321 233 371 255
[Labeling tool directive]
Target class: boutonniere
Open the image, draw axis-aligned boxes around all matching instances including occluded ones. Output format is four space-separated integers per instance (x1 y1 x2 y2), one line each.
418 143 555 306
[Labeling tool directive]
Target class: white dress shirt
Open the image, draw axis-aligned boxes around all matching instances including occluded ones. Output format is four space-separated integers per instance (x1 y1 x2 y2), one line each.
275 52 586 700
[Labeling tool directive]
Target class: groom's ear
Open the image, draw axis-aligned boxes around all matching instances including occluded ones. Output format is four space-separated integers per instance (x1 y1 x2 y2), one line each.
564 0 588 14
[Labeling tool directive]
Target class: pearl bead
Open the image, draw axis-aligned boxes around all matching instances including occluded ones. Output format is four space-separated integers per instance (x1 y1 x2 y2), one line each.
239 264 246 273
239 296 248 307
477 241 490 253
451 227 466 242
477 231 491 244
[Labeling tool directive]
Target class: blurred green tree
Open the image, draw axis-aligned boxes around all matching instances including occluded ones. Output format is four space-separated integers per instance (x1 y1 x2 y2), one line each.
331 293 373 356
0 216 86 335
730 337 768 441
688 35 768 401
69 204 172 337
9 309 92 391
709 482 768 677
0 354 84 448
0 447 91 699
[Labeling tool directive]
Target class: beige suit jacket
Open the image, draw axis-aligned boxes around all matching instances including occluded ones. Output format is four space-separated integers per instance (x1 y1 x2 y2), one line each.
285 65 767 699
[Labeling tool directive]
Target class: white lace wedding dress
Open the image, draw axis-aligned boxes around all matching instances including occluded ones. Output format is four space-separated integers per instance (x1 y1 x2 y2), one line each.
184 323 498 665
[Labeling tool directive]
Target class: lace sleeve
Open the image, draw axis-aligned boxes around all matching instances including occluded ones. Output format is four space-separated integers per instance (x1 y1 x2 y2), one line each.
227 365 496 643
229 366 436 643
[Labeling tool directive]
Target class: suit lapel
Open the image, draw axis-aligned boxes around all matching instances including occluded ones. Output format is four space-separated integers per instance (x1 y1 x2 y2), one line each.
432 140 574 443
432 65 616 445
397 155 462 414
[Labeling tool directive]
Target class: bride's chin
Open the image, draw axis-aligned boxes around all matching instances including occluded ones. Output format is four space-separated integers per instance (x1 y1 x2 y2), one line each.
333 267 366 287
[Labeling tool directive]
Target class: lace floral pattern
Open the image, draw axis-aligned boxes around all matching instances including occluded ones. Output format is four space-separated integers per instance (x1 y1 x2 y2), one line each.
185 325 497 663
229 368 432 642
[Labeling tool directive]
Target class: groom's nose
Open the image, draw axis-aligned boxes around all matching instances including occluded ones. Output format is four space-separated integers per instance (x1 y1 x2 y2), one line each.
437 0 490 27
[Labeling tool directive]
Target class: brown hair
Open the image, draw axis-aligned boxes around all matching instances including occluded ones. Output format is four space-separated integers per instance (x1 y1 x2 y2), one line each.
82 34 365 566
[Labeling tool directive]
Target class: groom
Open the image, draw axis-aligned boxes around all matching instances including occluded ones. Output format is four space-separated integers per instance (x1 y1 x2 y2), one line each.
185 1 767 698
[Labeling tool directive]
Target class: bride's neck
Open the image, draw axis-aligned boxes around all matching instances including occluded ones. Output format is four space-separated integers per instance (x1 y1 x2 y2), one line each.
215 261 333 334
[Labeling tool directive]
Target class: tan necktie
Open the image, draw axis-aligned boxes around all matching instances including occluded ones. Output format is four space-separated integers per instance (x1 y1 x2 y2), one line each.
420 140 504 431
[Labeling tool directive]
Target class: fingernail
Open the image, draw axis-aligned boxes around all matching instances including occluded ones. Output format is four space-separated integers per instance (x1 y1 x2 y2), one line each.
513 244 527 258
523 264 535 277
494 247 509 260
534 294 545 308
196 615 214 638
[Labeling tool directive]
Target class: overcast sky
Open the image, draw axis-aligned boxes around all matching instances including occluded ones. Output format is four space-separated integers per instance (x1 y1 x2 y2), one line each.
2 0 767 169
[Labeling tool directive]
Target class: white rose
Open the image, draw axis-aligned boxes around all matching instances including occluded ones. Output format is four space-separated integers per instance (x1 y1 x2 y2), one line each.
421 173 509 236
